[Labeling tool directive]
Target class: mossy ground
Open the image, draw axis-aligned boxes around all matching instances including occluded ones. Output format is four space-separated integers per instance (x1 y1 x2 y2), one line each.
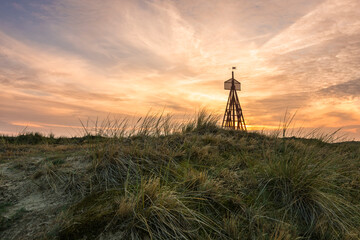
0 114 359 239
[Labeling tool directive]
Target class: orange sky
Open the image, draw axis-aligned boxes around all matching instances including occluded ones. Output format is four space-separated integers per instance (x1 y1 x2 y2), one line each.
0 0 359 140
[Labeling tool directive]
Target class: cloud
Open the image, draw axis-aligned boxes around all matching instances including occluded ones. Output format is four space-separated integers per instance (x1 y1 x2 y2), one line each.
262 0 360 54
251 0 360 96
317 79 360 99
0 0 359 139
324 111 358 122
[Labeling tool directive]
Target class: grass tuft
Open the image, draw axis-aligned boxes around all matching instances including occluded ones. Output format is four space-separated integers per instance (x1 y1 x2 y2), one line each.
58 178 218 239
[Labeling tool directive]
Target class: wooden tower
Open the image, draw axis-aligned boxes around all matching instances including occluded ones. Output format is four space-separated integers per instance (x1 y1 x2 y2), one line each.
222 68 247 131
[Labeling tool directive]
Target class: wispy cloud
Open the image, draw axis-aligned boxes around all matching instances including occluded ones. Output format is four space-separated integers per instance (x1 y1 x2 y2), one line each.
0 0 359 139
317 79 360 99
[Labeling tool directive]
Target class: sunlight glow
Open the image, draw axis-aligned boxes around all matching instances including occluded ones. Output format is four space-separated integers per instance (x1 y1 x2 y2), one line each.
0 0 359 139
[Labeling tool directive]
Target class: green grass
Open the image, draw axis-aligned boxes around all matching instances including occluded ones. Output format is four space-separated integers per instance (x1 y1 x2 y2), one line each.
1 111 359 239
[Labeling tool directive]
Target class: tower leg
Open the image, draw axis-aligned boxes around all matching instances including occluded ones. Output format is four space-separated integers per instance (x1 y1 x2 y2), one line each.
222 89 246 131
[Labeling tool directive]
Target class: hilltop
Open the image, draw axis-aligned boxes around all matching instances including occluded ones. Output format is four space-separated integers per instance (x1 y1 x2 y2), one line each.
0 113 359 239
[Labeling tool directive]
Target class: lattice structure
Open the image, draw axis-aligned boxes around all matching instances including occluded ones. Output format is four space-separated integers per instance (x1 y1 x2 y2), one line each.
222 70 247 131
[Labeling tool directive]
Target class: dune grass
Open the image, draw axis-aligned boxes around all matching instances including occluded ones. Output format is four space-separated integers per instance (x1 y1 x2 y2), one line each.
0 110 359 239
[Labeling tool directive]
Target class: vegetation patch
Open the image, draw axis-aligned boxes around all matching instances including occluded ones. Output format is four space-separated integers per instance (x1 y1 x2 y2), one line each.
58 178 215 240
0 112 359 239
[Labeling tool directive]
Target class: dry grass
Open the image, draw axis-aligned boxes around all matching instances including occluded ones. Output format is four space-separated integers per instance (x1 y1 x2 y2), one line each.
58 178 218 240
0 110 359 239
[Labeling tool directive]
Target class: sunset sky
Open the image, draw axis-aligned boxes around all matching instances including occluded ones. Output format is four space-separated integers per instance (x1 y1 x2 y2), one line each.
0 0 359 139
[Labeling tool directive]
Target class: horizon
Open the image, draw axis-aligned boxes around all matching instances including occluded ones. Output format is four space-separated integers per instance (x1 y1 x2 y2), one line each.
0 0 359 140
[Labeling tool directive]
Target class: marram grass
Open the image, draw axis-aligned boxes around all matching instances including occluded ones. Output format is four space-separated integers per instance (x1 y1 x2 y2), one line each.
0 111 359 239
